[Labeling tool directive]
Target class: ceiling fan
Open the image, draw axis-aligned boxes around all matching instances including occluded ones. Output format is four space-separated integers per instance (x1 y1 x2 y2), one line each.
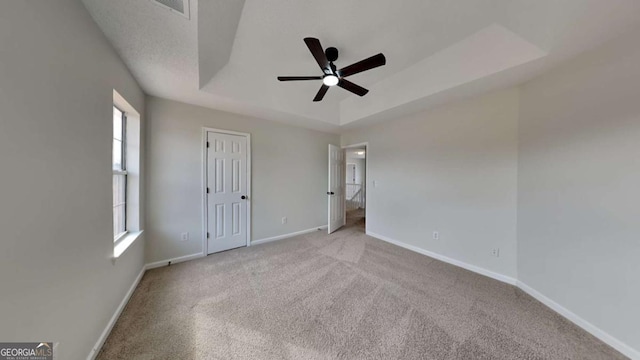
277 37 386 102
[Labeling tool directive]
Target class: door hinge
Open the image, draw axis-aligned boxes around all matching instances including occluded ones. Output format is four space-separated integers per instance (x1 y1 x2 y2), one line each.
206 232 210 239
206 141 210 148
206 187 210 194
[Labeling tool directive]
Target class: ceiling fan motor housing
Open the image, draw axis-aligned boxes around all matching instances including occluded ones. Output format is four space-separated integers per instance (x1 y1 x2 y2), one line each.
325 47 339 62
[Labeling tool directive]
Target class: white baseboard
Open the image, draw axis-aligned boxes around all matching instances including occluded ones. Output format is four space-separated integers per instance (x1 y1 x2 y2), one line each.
89 232 638 360
517 281 639 360
252 225 328 246
87 267 145 360
87 231 328 358
87 253 206 359
365 231 638 359
366 231 518 285
144 252 206 270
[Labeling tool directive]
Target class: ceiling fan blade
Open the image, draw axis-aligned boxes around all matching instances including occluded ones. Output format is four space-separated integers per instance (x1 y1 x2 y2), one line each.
338 79 369 96
304 37 330 73
338 53 386 78
278 76 323 81
313 85 330 102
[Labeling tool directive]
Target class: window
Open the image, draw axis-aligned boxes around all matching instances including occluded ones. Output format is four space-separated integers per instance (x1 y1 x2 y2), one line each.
112 89 142 258
113 106 127 240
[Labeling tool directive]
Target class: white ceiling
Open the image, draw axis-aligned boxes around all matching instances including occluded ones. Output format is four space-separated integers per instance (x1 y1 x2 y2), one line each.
82 0 640 133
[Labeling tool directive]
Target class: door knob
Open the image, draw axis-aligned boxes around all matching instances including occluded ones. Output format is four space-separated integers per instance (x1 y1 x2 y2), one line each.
327 192 335 195
241 195 247 199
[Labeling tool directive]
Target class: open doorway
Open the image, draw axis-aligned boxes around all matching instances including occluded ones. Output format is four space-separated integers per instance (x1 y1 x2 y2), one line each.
345 146 366 229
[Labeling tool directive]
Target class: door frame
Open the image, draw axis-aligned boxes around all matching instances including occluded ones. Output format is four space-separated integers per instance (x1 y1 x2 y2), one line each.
202 127 252 255
342 142 369 232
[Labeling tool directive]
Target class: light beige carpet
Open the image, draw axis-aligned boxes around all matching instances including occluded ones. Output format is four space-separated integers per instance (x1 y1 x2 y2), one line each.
98 210 626 359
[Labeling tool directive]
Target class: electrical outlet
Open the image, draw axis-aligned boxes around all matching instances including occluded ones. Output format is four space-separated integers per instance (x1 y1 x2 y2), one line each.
281 217 287 225
433 231 439 240
491 248 500 257
180 232 189 241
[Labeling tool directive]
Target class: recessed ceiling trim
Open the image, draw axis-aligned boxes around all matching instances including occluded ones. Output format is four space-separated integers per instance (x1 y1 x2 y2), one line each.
83 0 640 132
150 0 190 19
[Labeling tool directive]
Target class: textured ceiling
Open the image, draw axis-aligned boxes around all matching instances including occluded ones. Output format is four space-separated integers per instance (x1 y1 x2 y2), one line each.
82 0 640 133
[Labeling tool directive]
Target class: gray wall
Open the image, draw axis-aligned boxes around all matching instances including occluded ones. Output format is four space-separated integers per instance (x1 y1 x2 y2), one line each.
0 1 145 359
1 2 637 357
341 88 520 279
145 97 339 263
517 29 640 352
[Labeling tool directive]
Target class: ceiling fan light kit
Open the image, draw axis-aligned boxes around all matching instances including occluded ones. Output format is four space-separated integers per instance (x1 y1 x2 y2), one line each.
322 75 339 86
278 37 386 102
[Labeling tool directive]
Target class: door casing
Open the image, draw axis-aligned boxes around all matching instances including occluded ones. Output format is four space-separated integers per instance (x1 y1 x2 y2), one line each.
202 128 252 255
342 142 369 233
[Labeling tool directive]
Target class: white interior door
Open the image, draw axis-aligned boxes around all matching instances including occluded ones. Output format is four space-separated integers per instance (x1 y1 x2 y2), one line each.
328 144 345 234
207 132 248 254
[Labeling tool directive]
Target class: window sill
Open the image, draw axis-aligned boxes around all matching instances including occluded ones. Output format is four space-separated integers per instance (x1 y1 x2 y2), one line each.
113 230 144 261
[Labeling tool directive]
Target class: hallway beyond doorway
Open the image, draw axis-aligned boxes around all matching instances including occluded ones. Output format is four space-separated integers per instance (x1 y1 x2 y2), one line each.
346 208 365 229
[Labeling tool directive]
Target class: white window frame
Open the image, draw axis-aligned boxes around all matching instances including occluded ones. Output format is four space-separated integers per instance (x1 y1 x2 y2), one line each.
113 105 128 242
112 90 143 259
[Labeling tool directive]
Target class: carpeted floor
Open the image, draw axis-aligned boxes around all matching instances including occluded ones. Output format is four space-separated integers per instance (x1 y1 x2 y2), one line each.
98 210 626 359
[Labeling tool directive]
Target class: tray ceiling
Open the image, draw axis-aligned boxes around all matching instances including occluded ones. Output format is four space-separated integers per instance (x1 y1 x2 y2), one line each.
82 0 640 132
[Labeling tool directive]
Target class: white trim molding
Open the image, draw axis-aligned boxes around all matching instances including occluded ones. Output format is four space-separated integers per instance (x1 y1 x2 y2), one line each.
342 142 369 234
113 230 144 260
144 252 206 270
90 231 639 360
89 252 205 358
252 226 328 246
202 127 252 255
201 127 253 254
517 281 640 360
87 267 145 360
366 231 517 285
342 141 373 229
366 230 639 359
